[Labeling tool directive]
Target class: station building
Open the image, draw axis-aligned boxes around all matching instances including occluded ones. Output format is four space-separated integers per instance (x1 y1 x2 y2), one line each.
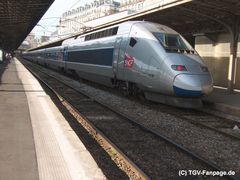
57 0 175 36
58 0 120 35
119 0 144 12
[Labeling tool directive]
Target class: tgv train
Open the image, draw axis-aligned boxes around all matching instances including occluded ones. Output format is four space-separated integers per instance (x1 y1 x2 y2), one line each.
23 21 213 108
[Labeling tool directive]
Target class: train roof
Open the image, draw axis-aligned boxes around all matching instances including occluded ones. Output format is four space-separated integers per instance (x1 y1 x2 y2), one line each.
139 21 178 34
62 21 178 46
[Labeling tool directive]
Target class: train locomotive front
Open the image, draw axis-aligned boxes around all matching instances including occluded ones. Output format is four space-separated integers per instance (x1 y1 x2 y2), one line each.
118 22 213 108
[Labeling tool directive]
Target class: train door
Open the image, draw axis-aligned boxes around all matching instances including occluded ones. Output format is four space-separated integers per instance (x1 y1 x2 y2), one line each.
113 37 122 78
63 46 68 70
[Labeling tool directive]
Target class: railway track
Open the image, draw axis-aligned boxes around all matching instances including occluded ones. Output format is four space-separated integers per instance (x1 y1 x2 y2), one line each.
21 59 238 180
148 102 240 141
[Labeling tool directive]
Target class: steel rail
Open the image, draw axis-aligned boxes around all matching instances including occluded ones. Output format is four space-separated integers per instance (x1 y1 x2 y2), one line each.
150 104 240 141
182 116 240 140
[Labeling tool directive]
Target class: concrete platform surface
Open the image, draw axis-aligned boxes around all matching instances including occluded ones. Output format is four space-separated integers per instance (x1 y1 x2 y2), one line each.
0 59 38 180
0 58 106 180
203 88 240 118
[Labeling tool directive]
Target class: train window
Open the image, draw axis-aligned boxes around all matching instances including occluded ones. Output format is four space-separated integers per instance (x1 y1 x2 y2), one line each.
97 32 101 39
90 33 95 40
107 28 113 36
99 31 104 38
112 27 118 35
129 37 137 47
153 32 191 52
85 35 90 41
94 33 98 39
84 26 119 41
103 30 108 37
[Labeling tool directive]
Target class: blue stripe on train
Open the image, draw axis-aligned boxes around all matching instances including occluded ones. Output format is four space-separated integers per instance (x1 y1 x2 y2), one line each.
173 86 203 97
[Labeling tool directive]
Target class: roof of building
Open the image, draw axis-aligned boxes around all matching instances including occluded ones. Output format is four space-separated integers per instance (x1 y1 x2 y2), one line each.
0 0 54 52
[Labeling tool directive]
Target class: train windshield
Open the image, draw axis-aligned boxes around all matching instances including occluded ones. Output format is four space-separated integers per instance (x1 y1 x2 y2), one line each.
153 32 194 53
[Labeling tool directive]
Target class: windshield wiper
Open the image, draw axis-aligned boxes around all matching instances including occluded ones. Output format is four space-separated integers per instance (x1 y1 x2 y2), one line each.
165 48 195 54
165 47 179 53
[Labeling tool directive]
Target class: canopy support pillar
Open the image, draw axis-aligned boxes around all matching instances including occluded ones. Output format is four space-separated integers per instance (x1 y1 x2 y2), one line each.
227 17 239 93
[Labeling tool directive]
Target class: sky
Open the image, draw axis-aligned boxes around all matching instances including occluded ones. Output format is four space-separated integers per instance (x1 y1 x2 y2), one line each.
32 0 95 37
32 0 120 37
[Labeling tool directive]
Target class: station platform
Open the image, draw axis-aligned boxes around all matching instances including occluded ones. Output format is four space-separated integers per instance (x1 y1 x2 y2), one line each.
0 58 106 180
203 88 240 119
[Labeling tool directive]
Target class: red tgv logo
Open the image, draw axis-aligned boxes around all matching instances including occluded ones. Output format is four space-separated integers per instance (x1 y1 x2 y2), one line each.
124 53 134 68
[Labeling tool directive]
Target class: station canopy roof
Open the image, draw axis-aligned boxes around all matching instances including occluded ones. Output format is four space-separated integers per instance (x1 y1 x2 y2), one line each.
31 0 240 50
98 0 240 36
0 0 54 52
134 0 240 36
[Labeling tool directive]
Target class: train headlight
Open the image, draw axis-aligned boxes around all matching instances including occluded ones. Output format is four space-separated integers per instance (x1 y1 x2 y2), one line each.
171 65 187 71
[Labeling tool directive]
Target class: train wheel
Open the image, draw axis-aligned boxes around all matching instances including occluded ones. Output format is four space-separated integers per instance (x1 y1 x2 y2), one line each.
70 70 78 79
137 90 146 103
59 67 65 74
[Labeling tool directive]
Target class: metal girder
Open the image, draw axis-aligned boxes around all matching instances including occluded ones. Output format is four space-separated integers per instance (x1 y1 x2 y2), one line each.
0 0 54 52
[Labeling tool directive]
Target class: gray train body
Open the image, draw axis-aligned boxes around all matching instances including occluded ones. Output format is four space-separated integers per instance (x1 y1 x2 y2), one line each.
23 21 213 108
